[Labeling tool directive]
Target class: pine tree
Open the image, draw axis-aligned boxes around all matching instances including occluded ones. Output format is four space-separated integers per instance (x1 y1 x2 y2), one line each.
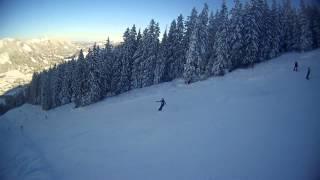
260 0 273 60
280 0 296 52
154 30 169 84
197 3 209 75
174 14 186 78
269 0 281 58
60 63 72 105
118 28 131 93
166 20 177 81
28 72 41 104
101 37 114 97
40 70 52 110
51 64 64 108
184 8 198 60
118 26 137 93
308 6 320 48
139 20 160 87
110 47 123 95
184 30 199 84
292 8 302 51
213 0 230 74
242 2 259 66
70 58 78 102
82 44 103 105
131 29 146 89
206 11 219 76
229 0 245 71
298 0 313 51
73 49 88 107
183 4 209 83
77 48 92 105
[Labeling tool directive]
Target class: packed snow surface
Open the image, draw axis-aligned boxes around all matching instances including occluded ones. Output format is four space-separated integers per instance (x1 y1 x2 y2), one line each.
0 50 320 180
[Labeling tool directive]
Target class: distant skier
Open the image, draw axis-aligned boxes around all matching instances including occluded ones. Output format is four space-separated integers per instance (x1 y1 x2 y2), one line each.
293 61 298 72
306 67 311 80
156 98 166 111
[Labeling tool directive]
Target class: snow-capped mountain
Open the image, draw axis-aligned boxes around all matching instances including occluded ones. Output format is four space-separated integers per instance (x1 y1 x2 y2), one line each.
0 38 88 95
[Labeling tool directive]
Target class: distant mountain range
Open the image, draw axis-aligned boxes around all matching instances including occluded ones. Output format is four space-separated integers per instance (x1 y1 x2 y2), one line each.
0 38 93 95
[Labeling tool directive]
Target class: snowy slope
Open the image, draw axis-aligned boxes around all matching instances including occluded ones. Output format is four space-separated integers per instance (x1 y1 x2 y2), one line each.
0 50 320 180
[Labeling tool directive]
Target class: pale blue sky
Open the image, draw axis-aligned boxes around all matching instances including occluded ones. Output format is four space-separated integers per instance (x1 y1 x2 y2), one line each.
0 0 316 42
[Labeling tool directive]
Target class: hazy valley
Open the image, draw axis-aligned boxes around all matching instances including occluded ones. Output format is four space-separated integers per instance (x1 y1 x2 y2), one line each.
0 38 92 95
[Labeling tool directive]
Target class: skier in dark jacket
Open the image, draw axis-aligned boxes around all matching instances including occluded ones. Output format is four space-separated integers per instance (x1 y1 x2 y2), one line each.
306 67 311 80
156 98 166 111
293 61 298 72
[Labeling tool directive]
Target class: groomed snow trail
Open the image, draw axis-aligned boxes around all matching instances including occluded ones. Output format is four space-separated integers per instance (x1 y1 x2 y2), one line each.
1 50 320 180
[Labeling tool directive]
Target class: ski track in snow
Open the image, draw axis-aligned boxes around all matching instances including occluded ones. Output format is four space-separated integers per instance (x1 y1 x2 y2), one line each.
0 50 320 180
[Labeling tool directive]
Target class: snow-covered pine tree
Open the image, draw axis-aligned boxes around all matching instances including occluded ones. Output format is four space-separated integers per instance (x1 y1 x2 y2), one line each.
69 58 78 102
166 20 177 81
154 30 169 84
184 8 198 61
269 0 281 58
82 44 103 105
173 14 186 78
206 11 219 76
101 37 114 97
161 15 185 81
110 47 123 95
308 6 320 48
183 4 209 83
183 30 198 84
59 62 72 105
40 70 52 110
28 72 41 104
213 0 230 74
73 49 88 107
242 1 259 66
140 20 160 88
51 64 64 108
131 29 146 89
280 0 296 52
77 48 91 105
292 8 302 51
197 3 209 75
260 0 273 60
118 26 137 93
229 0 244 71
118 28 131 93
298 0 313 52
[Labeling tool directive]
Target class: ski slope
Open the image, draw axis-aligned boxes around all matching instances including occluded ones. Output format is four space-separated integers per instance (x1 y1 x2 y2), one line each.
1 50 320 180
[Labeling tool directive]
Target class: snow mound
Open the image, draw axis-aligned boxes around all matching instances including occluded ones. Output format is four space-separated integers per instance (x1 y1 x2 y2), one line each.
0 50 320 180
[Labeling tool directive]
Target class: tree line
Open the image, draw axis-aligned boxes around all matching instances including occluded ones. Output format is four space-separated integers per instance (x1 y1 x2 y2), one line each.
27 0 320 110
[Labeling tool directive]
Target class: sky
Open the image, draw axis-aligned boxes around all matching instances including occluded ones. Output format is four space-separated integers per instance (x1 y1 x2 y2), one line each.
0 0 317 42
